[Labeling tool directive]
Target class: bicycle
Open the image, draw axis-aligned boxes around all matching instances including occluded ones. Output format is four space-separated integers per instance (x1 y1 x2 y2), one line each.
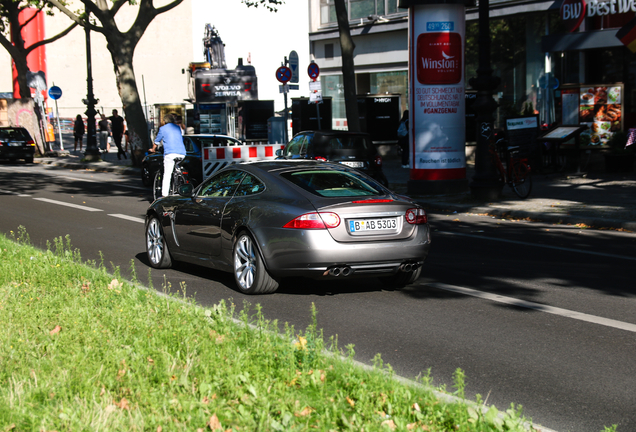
490 133 533 199
153 157 189 201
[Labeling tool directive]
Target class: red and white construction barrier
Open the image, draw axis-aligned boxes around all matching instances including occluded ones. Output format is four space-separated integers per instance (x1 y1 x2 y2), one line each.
202 144 285 178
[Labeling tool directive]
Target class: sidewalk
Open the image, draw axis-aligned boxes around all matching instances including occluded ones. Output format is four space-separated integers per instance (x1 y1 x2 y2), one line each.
34 146 636 231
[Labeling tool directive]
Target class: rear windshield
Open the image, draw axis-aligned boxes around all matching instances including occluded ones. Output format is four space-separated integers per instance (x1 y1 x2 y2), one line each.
0 128 31 141
281 170 383 197
323 135 370 151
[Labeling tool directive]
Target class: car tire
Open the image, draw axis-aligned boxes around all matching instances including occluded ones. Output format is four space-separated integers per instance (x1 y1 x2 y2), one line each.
141 164 152 187
146 216 172 269
25 156 34 164
379 266 422 288
233 232 278 294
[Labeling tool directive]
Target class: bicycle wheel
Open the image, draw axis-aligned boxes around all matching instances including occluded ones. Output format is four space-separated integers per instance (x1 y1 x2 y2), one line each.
510 160 532 199
153 171 163 201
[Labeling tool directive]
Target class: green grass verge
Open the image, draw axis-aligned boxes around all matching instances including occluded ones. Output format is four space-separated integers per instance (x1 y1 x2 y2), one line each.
0 227 573 431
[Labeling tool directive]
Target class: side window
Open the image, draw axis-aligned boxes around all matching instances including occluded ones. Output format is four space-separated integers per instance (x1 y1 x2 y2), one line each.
198 170 246 198
286 135 306 156
183 137 194 153
234 174 266 197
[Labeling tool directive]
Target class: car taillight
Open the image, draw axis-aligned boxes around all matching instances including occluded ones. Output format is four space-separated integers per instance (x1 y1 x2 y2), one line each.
374 155 382 166
283 212 340 229
405 208 427 225
313 156 327 162
27 139 35 146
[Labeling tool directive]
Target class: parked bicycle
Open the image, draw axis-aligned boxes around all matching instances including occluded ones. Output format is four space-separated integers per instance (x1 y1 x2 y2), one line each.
491 132 533 199
152 157 189 201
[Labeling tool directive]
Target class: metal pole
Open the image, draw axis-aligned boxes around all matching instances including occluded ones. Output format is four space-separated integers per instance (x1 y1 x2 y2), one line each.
54 98 63 150
83 5 100 161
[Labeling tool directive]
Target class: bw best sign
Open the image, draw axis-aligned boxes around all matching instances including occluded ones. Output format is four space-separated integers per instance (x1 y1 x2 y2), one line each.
561 0 586 32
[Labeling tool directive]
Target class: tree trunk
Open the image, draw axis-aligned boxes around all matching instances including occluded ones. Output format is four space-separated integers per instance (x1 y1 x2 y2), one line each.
334 0 360 132
107 39 150 166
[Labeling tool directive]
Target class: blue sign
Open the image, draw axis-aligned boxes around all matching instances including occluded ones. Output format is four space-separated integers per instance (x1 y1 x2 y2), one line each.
426 22 454 31
276 66 292 84
48 86 62 100
307 62 320 80
289 50 299 84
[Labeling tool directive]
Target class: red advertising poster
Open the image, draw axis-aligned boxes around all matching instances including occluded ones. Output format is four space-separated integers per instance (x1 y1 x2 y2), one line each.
409 4 466 181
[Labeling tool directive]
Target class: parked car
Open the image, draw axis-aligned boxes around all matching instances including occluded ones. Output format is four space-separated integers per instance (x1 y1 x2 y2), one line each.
0 127 36 163
145 160 430 294
141 134 242 187
276 131 389 186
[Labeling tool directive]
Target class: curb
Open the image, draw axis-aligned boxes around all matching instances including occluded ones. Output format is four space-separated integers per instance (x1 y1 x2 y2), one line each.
417 200 636 231
35 159 140 176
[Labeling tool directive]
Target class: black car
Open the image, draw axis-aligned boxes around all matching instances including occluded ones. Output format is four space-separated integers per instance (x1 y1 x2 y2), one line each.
141 134 242 187
0 127 36 163
277 131 388 186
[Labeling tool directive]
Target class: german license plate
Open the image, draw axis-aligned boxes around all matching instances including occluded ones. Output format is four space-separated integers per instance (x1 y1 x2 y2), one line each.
8 143 22 147
340 161 364 168
348 217 399 234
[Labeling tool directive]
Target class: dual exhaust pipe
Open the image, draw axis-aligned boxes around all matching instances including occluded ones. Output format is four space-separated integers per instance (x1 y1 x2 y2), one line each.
327 266 352 277
326 262 420 277
399 262 420 273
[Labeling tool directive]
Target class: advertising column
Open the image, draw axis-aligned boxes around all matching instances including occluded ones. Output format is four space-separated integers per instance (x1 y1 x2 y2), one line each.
404 0 469 195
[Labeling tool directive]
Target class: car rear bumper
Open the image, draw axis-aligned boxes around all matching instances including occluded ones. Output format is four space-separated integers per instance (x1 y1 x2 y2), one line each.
0 147 34 160
255 226 431 279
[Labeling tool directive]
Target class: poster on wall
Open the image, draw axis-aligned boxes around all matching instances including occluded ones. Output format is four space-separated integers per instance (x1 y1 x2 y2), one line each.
409 4 466 181
578 85 623 146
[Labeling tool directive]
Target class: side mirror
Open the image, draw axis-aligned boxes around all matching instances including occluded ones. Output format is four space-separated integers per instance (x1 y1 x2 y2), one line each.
177 183 194 197
275 149 283 157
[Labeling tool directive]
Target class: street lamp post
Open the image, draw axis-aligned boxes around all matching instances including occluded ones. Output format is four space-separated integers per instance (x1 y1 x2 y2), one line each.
83 7 100 162
468 0 502 200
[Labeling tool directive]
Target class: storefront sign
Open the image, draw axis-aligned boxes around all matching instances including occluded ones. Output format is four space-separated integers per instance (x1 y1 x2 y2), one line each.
561 0 586 32
410 4 466 181
561 0 636 31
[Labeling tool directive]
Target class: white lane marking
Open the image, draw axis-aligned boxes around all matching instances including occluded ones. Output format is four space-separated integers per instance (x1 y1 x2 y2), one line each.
109 214 145 224
427 282 636 333
32 198 103 212
438 231 636 261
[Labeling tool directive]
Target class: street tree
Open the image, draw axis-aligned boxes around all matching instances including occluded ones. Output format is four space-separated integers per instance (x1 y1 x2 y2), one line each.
334 0 359 132
0 0 77 98
47 0 284 164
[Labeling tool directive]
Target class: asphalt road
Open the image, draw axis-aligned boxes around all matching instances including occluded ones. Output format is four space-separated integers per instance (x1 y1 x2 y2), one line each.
1 161 635 432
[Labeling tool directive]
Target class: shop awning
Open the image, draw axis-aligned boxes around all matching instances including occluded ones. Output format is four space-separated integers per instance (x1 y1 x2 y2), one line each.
542 29 623 52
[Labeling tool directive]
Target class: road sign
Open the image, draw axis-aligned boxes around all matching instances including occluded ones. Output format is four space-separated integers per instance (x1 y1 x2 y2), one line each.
308 62 320 80
289 51 299 84
276 66 292 84
48 86 62 100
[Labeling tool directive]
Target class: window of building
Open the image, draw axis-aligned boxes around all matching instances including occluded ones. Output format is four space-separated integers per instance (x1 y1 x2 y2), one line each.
320 0 400 25
325 43 334 59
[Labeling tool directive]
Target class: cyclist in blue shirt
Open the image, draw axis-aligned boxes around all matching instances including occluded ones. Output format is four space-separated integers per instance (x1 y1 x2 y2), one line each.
149 113 186 197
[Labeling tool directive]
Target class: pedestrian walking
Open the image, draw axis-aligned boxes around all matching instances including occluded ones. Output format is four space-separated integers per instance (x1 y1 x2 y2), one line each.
397 110 409 168
73 115 85 152
108 109 127 160
98 114 110 153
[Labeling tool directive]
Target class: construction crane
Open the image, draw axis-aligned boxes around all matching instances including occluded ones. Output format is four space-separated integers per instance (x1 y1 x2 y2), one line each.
203 24 227 69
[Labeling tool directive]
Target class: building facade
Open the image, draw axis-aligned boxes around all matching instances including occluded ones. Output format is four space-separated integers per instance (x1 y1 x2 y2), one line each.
309 0 636 142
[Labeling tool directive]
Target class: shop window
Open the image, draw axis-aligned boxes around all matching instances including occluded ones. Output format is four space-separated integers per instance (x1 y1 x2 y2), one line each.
320 0 402 25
